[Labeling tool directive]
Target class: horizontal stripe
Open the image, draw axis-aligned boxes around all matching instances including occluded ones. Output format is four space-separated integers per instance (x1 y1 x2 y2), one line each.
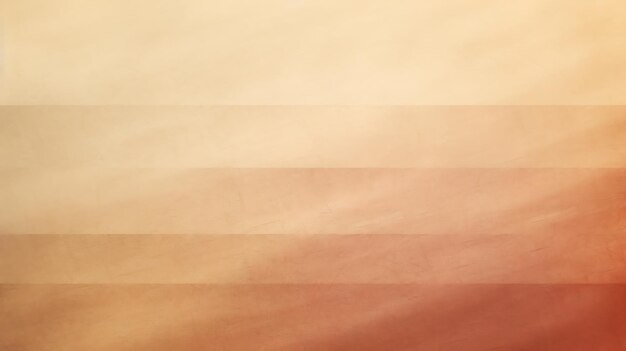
2 284 625 350
1 234 624 283
2 1 625 104
2 168 623 234
1 106 625 167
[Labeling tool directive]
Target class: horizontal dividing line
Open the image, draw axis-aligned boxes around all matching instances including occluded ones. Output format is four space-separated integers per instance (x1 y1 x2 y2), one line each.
2 105 626 107
3 283 626 286
2 167 626 170
2 233 626 236
3 166 626 168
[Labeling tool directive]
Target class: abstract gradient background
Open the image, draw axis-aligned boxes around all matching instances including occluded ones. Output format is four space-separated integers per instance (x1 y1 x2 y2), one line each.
1 1 625 350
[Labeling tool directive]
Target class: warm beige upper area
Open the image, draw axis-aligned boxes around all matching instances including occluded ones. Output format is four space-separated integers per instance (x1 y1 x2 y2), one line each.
1 0 625 104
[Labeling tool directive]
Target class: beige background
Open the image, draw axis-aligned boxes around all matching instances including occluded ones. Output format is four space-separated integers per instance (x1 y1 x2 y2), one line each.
1 1 626 350
2 0 626 104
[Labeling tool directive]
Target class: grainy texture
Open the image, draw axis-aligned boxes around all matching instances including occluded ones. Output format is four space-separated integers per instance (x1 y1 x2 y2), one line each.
1 168 624 234
2 285 626 350
1 234 625 283
1 1 626 104
1 1 626 350
1 106 625 167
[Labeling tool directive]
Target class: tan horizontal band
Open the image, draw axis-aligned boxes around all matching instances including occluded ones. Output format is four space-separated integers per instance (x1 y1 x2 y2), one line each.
2 168 623 235
1 106 625 167
1 234 624 283
2 284 625 350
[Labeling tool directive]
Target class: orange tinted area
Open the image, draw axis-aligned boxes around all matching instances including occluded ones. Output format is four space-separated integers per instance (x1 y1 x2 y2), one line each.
1 1 626 349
